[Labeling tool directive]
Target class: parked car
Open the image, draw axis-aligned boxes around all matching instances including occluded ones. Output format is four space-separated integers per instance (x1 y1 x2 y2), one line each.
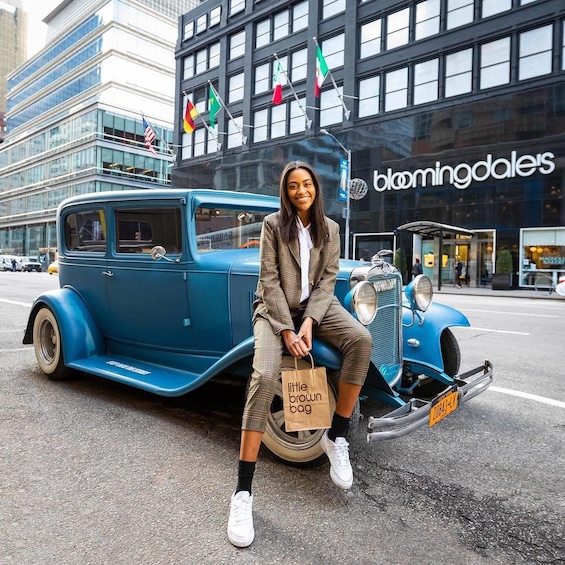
23 189 493 464
1 255 22 271
47 260 58 275
21 256 42 272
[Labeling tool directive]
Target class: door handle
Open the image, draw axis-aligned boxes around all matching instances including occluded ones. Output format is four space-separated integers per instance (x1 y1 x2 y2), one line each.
102 270 113 277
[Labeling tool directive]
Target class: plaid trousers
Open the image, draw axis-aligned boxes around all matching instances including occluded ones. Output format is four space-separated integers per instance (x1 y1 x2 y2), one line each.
242 297 372 433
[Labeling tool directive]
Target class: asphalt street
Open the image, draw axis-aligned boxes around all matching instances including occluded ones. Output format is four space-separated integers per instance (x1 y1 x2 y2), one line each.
1 272 564 564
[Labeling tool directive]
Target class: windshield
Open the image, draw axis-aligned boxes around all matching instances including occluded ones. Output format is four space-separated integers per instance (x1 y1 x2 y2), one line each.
195 207 269 253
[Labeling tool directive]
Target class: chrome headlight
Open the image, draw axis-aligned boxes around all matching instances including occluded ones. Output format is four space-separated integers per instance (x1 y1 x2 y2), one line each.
405 274 433 311
351 281 378 325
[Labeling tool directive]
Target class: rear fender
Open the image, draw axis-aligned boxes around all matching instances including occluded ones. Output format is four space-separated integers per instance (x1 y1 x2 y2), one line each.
402 302 469 373
23 288 105 363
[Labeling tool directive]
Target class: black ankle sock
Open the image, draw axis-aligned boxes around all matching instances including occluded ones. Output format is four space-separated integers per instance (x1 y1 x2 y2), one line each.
236 460 256 495
328 413 350 442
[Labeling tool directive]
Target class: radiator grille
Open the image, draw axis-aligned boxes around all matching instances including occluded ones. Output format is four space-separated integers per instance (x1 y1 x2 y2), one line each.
366 272 403 383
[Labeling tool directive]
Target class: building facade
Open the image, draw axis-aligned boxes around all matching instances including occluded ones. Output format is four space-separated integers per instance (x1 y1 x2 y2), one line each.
175 0 565 289
0 0 28 144
0 0 198 259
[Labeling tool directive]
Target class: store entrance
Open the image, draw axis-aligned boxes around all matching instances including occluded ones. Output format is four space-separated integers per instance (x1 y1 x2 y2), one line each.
441 240 471 287
475 230 495 288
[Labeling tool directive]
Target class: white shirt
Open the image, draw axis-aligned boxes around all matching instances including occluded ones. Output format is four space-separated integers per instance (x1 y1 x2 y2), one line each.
297 218 313 303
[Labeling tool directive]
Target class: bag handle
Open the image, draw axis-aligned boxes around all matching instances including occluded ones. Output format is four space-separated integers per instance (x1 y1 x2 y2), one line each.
294 353 315 370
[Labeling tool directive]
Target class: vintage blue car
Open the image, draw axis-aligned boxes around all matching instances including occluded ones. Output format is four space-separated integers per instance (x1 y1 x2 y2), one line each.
23 189 493 464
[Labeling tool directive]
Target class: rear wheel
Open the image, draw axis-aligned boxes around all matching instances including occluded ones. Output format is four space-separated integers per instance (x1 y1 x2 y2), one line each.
261 357 360 466
33 307 73 380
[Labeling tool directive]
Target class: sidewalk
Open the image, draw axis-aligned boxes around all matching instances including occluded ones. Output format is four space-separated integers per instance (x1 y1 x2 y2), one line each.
430 284 565 300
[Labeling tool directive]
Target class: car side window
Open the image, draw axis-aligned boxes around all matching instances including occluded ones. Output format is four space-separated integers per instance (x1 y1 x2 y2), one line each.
65 209 107 252
115 207 182 254
195 207 266 252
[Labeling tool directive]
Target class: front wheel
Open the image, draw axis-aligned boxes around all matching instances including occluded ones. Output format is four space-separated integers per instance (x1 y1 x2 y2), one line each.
32 307 73 380
262 357 360 466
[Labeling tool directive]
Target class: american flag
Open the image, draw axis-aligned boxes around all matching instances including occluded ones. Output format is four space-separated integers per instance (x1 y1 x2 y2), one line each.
142 116 157 156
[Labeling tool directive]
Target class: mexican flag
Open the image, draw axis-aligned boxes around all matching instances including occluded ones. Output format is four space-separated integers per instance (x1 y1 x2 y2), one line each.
314 46 329 97
272 61 283 105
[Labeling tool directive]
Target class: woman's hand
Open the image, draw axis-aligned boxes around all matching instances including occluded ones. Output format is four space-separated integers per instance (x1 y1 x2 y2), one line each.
282 318 313 358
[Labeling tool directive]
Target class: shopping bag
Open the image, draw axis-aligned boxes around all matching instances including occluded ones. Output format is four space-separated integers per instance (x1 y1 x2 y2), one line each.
281 354 331 432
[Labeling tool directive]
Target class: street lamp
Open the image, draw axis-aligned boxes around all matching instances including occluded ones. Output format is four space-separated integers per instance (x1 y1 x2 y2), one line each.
320 128 352 260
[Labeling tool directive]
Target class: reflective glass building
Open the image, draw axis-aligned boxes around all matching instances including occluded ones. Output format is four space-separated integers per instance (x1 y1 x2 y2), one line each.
175 0 565 289
0 0 198 259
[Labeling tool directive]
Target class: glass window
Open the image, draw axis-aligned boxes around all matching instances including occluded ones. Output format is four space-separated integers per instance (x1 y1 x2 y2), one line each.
256 19 270 48
445 48 473 97
415 0 440 40
360 20 381 59
229 73 245 103
447 0 473 30
184 20 194 40
196 49 207 74
519 25 552 80
385 67 408 111
65 209 106 252
480 37 510 89
196 14 207 34
253 109 268 142
230 0 245 16
482 0 511 18
291 49 308 82
273 10 289 41
290 98 307 134
194 128 205 157
230 30 246 60
181 57 197 84
293 1 308 32
387 8 410 50
210 6 221 27
323 0 345 20
563 22 565 71
255 62 270 94
227 116 244 148
321 34 345 69
320 86 342 126
271 104 286 138
414 58 438 104
209 42 221 69
358 75 380 117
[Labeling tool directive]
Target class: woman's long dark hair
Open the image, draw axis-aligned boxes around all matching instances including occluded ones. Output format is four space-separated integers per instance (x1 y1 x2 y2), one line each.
278 161 327 248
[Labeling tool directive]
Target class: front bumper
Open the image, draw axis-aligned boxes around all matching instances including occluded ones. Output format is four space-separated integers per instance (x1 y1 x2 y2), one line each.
367 360 494 441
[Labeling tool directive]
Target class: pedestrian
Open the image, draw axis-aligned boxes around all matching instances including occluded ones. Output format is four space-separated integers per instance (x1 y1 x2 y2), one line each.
412 257 423 279
454 256 463 288
227 161 373 548
11 257 17 272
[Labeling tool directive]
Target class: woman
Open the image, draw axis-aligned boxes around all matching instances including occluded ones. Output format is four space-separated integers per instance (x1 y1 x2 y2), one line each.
227 161 372 548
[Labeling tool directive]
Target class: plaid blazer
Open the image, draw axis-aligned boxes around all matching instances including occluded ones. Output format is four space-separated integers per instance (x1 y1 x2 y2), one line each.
253 211 341 335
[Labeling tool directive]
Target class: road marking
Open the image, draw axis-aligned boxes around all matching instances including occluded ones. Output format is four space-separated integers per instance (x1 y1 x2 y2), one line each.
460 326 530 336
489 386 565 409
0 298 32 307
462 309 559 318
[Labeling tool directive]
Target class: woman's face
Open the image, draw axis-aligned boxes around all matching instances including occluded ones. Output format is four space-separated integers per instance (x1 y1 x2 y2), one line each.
286 167 316 222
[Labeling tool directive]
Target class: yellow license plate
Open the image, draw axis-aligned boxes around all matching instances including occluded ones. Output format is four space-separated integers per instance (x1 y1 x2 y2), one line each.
429 385 459 427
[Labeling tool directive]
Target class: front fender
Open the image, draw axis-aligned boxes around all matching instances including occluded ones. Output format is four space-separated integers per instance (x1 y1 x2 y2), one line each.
23 288 106 363
402 302 469 372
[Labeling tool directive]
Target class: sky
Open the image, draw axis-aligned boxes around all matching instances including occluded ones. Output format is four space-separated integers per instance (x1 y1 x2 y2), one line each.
23 0 60 57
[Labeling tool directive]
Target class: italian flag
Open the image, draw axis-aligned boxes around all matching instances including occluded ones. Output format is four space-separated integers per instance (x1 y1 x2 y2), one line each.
314 45 329 98
272 61 283 105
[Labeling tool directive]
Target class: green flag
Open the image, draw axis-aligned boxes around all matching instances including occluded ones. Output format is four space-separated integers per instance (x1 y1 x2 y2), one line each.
209 84 222 128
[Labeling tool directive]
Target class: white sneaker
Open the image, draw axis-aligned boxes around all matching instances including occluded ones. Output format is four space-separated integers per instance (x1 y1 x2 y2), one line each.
227 491 254 547
320 431 353 490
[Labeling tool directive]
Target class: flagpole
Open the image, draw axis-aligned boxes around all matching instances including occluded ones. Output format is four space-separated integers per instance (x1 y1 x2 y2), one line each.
207 81 247 145
313 37 351 120
182 91 221 147
273 53 312 129
140 111 175 156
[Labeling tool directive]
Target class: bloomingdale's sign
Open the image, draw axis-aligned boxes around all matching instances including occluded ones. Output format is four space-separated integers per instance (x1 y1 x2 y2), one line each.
373 151 556 192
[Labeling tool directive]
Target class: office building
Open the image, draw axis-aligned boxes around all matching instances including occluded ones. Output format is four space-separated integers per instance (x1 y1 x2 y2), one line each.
0 0 198 259
175 0 564 289
0 0 28 144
